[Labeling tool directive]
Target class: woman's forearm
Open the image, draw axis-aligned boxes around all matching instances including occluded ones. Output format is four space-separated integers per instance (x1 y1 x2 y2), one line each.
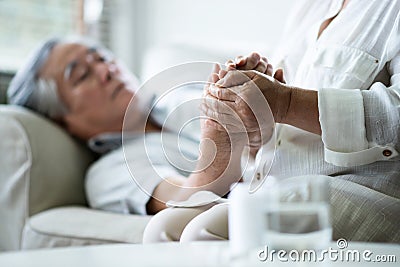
281 86 321 135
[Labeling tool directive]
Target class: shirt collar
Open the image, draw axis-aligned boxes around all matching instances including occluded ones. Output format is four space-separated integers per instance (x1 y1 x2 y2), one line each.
88 132 142 154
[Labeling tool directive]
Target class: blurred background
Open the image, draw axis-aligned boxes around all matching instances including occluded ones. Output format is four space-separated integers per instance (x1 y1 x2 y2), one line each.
0 0 293 103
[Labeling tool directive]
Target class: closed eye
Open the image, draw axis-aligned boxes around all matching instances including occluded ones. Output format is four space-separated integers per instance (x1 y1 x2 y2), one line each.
77 71 89 84
98 56 106 62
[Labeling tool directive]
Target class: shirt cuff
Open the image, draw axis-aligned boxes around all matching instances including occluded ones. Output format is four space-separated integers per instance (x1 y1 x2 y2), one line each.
318 88 369 166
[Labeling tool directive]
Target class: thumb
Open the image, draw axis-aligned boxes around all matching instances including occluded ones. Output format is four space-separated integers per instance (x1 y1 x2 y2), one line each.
273 68 286 84
215 70 254 88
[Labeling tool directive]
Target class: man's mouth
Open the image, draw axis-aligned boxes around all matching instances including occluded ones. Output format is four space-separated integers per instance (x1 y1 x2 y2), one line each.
111 82 124 99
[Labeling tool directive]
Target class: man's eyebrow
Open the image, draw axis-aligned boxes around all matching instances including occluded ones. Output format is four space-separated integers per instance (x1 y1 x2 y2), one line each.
63 47 97 81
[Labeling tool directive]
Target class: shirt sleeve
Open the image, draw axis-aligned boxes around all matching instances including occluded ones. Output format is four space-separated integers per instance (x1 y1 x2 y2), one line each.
362 53 400 159
318 53 400 167
85 137 182 215
317 4 400 167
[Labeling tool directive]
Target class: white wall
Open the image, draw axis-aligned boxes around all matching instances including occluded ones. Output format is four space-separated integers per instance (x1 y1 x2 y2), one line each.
110 0 293 80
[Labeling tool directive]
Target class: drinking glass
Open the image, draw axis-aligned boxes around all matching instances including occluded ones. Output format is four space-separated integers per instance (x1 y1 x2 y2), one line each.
262 175 332 251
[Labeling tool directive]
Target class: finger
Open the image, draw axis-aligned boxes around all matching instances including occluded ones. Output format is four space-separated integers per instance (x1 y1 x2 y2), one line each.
213 63 221 74
226 63 236 71
201 108 246 133
202 92 261 134
239 69 263 81
273 68 286 84
237 52 261 70
261 56 269 64
208 85 238 102
225 59 235 70
254 61 267 74
203 117 225 132
260 56 272 76
218 69 228 79
235 55 245 66
207 63 221 83
201 102 242 130
205 94 253 118
203 94 238 115
202 94 246 125
216 70 252 88
266 63 273 76
210 73 219 83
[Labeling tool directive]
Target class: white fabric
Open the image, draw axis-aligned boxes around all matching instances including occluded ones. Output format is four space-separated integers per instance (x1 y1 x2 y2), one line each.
271 0 400 168
0 112 31 251
324 145 399 167
0 105 95 251
319 88 367 153
21 207 151 249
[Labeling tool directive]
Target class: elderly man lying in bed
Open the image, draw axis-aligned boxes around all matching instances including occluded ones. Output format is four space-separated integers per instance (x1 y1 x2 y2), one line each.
7 37 274 216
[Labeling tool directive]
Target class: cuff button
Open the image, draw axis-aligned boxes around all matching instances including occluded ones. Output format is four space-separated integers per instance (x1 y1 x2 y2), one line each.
383 149 392 157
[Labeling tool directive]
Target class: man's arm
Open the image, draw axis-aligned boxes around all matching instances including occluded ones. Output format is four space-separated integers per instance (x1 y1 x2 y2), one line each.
146 122 247 215
146 177 185 214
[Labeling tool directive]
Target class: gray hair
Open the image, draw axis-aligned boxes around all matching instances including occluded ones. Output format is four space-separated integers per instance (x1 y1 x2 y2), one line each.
7 36 114 119
7 37 68 118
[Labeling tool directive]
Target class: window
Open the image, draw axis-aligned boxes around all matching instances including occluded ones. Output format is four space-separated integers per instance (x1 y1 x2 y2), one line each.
0 0 83 72
0 0 113 103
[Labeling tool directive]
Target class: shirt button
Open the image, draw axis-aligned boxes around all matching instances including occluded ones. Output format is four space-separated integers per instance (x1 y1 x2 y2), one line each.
382 149 392 157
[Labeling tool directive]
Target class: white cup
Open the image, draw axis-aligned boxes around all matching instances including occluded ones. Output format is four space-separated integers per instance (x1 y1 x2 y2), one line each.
228 179 276 258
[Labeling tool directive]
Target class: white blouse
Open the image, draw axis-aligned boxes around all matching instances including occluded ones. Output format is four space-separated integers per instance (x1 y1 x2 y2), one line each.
271 0 400 170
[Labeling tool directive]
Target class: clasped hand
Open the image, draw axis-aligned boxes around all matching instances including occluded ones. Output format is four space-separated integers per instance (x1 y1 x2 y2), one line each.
201 52 287 152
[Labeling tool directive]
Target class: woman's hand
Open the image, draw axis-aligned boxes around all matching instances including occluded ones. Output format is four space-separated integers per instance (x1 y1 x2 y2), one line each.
213 53 286 153
203 70 282 151
211 70 291 124
221 52 286 84
211 70 322 135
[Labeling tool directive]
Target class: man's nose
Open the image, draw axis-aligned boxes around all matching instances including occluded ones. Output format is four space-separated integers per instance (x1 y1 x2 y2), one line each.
93 62 113 83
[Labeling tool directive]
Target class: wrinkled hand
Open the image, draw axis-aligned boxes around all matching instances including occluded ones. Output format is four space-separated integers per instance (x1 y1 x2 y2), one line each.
201 64 247 143
211 70 291 127
220 52 286 84
198 64 246 171
203 69 277 150
203 53 286 151
188 64 246 190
